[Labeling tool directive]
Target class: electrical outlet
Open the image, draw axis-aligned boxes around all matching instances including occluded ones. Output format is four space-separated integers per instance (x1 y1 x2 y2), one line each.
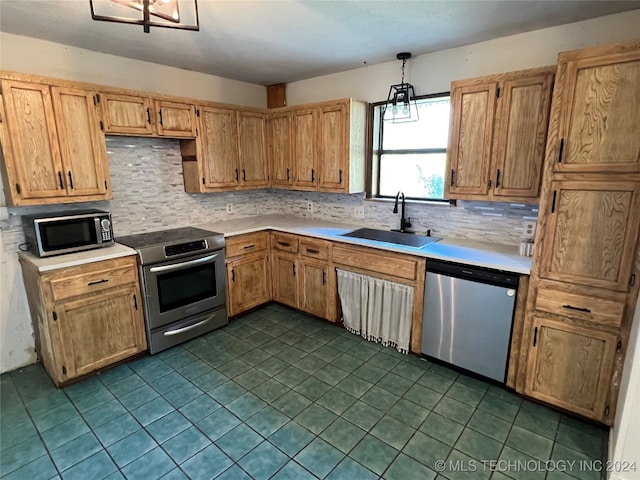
522 220 536 238
226 203 233 214
354 206 365 219
307 202 313 213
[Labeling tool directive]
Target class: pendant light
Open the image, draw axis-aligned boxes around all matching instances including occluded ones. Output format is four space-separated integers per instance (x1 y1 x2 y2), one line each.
90 0 199 33
383 52 419 123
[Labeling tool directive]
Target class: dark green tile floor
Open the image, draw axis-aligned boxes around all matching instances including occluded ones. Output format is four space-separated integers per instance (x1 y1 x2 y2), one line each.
0 304 608 480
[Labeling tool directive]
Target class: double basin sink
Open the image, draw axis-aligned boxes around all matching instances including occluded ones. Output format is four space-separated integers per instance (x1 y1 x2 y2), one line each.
340 228 440 249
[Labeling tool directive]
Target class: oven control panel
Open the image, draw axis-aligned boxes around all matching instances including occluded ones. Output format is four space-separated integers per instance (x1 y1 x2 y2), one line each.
165 240 208 257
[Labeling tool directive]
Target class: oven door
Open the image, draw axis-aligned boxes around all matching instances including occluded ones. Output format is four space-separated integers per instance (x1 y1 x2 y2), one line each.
142 250 226 329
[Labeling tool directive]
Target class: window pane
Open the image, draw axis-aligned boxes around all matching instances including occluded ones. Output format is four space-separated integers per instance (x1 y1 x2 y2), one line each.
381 97 450 150
379 153 447 199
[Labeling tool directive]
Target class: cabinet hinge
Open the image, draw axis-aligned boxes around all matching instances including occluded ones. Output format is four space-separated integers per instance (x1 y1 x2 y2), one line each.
62 365 67 375
15 183 21 194
96 93 100 104
630 273 636 287
99 120 104 131
487 180 492 191
496 87 501 98
202 177 205 185
617 340 622 353
605 406 610 417
52 311 58 321
195 107 200 117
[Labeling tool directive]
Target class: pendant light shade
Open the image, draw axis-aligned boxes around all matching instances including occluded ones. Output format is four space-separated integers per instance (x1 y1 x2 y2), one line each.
90 0 199 33
383 52 419 123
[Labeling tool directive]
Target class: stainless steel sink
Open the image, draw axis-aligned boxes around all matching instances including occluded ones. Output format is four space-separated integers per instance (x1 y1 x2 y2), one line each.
340 228 440 249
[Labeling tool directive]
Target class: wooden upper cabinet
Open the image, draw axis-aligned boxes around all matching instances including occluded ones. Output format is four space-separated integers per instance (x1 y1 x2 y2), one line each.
524 315 617 423
101 93 153 135
539 180 640 292
270 111 294 187
155 100 197 137
200 106 239 188
492 73 553 199
554 50 640 173
446 66 555 202
237 111 269 187
318 103 347 191
293 108 317 189
51 86 109 197
1 80 64 200
447 82 496 196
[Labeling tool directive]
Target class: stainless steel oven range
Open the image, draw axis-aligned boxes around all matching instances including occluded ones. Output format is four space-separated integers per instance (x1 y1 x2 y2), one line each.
117 227 227 354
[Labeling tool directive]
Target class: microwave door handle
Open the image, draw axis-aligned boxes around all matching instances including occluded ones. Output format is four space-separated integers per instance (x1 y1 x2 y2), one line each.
149 254 218 273
94 217 102 243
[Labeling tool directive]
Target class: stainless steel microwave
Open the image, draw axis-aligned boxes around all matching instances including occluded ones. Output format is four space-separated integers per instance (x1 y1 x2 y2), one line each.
23 209 114 257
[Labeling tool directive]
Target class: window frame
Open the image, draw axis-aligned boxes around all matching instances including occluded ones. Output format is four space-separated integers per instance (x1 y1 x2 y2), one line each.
367 92 452 203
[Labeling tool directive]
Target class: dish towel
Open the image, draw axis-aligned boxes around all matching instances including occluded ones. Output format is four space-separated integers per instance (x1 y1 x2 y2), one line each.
336 269 414 354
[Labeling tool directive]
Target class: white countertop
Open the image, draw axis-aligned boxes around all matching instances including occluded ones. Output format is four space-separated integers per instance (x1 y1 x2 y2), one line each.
19 243 137 272
199 214 532 274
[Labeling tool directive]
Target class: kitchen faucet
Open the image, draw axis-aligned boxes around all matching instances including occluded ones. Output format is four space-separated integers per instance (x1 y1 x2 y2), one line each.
392 191 412 233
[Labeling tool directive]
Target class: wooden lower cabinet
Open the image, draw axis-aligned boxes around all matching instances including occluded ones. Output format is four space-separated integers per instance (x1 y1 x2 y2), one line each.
299 258 332 319
524 315 618 422
226 252 271 316
19 254 147 386
271 251 299 308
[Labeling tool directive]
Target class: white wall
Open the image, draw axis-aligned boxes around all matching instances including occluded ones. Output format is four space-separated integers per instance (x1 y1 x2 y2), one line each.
286 9 640 105
0 32 267 108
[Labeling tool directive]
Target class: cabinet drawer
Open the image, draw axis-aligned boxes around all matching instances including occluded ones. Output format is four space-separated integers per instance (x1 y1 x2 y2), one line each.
535 281 625 327
333 244 418 280
272 232 299 253
226 232 268 258
300 238 330 260
49 260 138 302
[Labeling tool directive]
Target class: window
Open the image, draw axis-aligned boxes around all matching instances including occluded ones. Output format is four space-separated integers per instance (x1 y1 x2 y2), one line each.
371 94 451 201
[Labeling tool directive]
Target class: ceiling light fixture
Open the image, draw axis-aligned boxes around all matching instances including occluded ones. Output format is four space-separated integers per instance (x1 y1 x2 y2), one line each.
89 0 199 33
383 52 419 123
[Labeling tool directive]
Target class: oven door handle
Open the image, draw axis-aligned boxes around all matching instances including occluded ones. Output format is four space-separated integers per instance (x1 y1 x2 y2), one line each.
163 313 217 336
149 254 218 273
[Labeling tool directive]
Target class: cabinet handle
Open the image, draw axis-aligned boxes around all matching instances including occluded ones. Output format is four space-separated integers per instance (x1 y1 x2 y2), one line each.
306 248 319 254
311 169 315 183
532 326 538 347
339 169 343 184
277 241 291 247
450 169 455 187
630 274 636 287
235 168 239 182
551 191 557 213
133 294 138 310
242 169 246 181
159 109 163 126
557 138 564 163
67 171 74 190
58 171 64 190
292 263 296 276
231 268 235 282
495 169 501 188
322 271 326 285
243 244 255 249
87 278 109 286
146 107 151 124
286 168 290 181
562 304 592 314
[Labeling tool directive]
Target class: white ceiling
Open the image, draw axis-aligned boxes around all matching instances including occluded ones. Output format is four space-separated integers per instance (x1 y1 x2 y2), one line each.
1 1 639 85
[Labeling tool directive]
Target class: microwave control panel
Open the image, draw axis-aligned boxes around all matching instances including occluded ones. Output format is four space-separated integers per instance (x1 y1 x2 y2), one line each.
100 218 113 242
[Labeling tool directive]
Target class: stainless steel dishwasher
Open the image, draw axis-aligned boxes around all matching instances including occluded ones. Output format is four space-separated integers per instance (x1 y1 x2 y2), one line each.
421 259 519 383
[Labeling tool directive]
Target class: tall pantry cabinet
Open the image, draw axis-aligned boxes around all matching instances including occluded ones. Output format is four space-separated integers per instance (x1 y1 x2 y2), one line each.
518 41 640 425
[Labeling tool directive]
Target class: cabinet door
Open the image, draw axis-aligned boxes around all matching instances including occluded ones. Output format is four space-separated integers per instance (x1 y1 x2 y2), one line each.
156 100 197 137
318 102 347 191
200 106 239 188
524 315 617 422
492 73 553 199
299 258 330 319
1 80 64 199
51 86 109 197
555 51 640 173
56 286 146 379
270 112 294 188
540 180 640 291
447 82 496 196
101 93 153 135
237 111 269 187
292 108 317 189
227 252 270 316
272 252 298 308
